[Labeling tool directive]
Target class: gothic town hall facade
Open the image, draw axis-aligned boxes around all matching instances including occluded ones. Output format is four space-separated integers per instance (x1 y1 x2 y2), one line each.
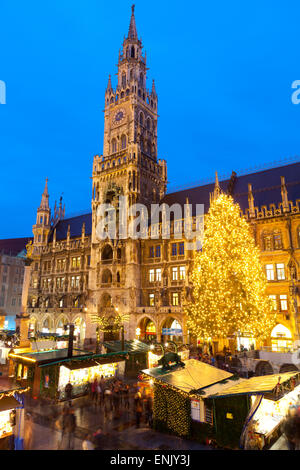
27 7 300 353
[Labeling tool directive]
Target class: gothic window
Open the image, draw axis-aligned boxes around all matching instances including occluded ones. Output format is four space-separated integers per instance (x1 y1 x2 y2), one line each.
121 135 127 149
115 95 119 102
102 269 112 284
102 244 113 261
116 271 121 283
121 91 124 98
131 46 135 58
110 97 114 104
122 72 126 88
126 88 130 96
139 72 143 87
138 89 141 97
147 118 151 131
111 139 117 153
147 140 152 155
262 233 272 251
118 158 121 165
273 232 282 250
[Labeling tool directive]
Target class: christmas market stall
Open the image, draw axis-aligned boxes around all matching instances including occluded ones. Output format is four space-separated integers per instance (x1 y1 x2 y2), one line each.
103 339 150 376
209 371 300 449
140 358 235 444
141 358 300 449
0 377 29 450
8 348 126 400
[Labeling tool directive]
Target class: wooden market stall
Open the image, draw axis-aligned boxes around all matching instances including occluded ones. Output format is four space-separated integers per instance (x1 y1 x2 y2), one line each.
141 358 300 449
0 377 29 450
8 348 126 400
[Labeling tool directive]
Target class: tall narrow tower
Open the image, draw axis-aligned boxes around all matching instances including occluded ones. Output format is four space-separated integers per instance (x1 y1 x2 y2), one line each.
32 178 51 247
88 6 167 341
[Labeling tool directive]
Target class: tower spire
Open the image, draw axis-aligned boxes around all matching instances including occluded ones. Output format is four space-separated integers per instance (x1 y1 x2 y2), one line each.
39 177 49 210
214 171 221 200
128 4 137 39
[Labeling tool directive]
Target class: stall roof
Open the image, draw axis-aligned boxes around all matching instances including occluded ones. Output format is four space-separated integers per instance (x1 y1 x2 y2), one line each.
9 348 90 364
141 359 233 394
0 396 22 412
104 340 151 354
208 372 300 398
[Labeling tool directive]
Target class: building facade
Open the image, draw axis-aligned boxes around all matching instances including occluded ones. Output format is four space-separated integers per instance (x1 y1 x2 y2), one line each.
0 238 31 329
26 7 300 352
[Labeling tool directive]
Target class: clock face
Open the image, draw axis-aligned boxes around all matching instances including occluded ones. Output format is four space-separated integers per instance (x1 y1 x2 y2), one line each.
113 109 126 125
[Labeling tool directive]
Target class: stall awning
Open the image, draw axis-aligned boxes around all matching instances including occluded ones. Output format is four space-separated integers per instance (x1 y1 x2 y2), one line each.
62 357 125 370
208 372 300 398
141 359 233 394
0 396 21 413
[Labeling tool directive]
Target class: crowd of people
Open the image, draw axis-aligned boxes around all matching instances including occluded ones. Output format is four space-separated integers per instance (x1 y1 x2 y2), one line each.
52 376 154 450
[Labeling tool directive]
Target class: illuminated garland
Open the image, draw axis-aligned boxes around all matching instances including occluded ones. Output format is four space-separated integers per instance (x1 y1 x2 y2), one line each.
184 193 277 341
0 387 30 401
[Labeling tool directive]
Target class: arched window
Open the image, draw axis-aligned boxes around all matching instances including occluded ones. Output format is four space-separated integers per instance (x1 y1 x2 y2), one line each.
122 72 126 88
102 269 112 284
138 89 141 97
110 96 114 104
131 46 135 58
139 112 144 126
146 118 151 131
111 139 117 153
121 135 127 149
102 244 113 261
116 271 121 283
121 91 124 98
139 72 143 87
147 140 152 155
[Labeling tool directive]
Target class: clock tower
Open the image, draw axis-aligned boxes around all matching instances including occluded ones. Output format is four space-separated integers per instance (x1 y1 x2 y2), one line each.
87 5 168 342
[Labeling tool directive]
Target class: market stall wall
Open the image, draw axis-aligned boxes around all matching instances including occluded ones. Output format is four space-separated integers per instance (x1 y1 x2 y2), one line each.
212 394 250 449
40 365 59 399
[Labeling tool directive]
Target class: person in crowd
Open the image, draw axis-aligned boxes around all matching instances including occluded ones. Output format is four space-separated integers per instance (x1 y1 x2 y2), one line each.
134 391 143 428
91 377 98 405
93 428 107 450
96 380 102 407
24 413 33 450
145 394 153 427
82 433 94 450
281 406 298 450
104 386 113 414
64 408 77 450
65 381 73 403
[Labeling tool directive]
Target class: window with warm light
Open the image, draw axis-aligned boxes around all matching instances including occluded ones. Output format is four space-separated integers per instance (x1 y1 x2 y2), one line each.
149 293 155 306
266 264 274 281
172 292 179 306
280 294 288 311
172 267 178 281
179 266 186 280
149 269 155 282
276 263 285 280
156 268 162 282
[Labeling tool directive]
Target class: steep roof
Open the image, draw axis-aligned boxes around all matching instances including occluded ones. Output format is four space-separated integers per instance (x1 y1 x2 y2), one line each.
163 161 300 215
0 237 33 257
40 160 300 242
49 213 92 242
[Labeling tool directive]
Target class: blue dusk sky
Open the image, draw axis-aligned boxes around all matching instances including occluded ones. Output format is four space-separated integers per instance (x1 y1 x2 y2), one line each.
0 0 300 239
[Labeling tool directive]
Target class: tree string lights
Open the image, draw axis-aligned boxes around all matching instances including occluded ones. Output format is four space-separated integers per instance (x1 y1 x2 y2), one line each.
184 193 277 342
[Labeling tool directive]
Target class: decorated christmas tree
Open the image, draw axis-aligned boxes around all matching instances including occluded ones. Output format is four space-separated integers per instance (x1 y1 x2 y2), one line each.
185 191 276 341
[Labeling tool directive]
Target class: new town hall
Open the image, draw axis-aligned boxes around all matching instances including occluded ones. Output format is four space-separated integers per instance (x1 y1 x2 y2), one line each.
25 7 300 353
